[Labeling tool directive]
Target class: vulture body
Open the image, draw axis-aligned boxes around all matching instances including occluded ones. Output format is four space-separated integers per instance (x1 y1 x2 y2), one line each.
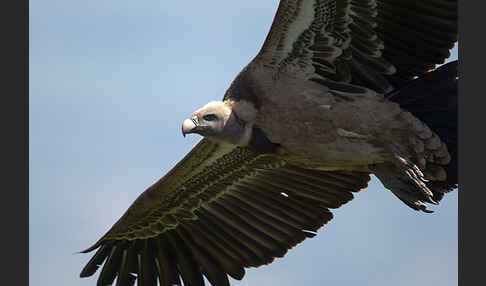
80 1 458 285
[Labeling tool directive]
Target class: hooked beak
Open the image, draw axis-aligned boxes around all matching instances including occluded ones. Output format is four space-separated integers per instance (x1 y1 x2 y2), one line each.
182 115 199 137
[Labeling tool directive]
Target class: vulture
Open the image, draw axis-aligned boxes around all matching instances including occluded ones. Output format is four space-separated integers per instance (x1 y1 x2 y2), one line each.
80 1 458 285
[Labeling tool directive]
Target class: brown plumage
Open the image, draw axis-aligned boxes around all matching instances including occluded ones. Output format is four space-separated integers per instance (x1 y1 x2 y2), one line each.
80 1 458 285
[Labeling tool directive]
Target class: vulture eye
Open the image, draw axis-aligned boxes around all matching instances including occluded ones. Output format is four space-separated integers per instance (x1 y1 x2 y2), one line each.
203 114 218 121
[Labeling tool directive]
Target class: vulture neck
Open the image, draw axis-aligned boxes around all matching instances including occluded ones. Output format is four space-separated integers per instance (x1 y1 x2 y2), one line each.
208 117 278 154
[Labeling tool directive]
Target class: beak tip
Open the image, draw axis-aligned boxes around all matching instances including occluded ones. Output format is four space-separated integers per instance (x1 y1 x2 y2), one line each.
182 118 197 137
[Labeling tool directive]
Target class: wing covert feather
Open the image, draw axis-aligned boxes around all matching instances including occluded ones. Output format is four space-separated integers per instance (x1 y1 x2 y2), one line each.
80 1 457 285
253 0 457 94
80 139 370 285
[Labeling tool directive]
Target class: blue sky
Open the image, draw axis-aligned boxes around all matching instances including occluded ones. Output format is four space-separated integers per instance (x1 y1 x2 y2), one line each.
30 1 458 285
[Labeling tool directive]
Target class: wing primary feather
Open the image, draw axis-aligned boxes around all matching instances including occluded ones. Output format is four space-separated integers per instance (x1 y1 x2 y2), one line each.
137 253 143 285
377 25 452 64
155 236 181 286
165 231 205 286
176 227 231 286
80 0 458 283
180 222 246 280
115 248 129 286
80 244 111 278
97 245 122 286
139 240 157 286
116 244 137 286
378 1 457 36
126 241 141 281
381 0 457 18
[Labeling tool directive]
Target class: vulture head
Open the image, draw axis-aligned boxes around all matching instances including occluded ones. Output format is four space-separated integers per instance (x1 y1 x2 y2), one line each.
181 101 254 145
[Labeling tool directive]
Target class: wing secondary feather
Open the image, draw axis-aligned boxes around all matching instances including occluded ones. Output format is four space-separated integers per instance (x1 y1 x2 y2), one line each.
253 0 457 93
80 139 370 285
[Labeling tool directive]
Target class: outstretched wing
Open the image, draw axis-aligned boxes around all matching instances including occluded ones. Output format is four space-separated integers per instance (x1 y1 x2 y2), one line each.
80 138 370 286
253 0 457 93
